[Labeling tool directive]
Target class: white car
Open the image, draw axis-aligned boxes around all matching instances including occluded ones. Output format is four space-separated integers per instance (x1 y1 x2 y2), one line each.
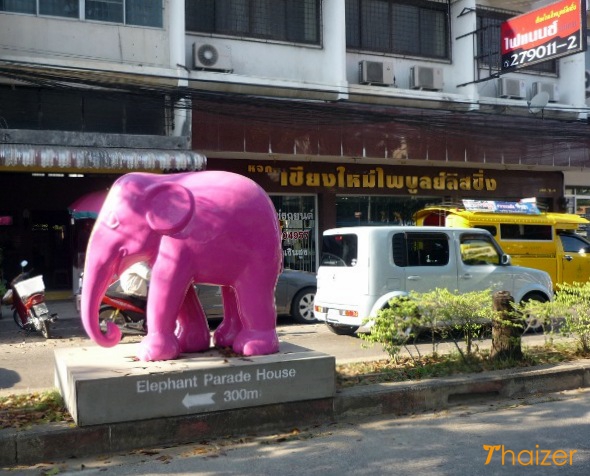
314 226 553 335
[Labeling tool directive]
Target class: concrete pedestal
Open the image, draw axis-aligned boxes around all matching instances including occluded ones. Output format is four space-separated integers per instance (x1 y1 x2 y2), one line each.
54 342 335 426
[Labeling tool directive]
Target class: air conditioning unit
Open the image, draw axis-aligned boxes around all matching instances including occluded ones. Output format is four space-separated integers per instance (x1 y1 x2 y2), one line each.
193 43 233 72
498 78 526 99
532 81 560 102
410 66 443 91
359 60 394 86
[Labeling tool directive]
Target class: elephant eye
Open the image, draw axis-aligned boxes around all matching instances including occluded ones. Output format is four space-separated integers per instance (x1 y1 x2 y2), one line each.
105 211 120 229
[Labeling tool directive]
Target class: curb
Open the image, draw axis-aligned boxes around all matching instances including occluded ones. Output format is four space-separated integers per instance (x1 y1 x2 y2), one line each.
2 358 590 467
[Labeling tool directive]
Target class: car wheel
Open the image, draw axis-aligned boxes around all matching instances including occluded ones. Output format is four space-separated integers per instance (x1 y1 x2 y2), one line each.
325 322 358 336
520 292 549 331
291 287 317 324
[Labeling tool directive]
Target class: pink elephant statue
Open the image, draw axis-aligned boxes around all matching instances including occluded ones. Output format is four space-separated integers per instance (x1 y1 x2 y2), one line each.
80 171 282 361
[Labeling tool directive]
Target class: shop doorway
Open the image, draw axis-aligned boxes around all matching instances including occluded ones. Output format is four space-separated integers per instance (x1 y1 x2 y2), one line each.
271 195 316 272
0 210 70 290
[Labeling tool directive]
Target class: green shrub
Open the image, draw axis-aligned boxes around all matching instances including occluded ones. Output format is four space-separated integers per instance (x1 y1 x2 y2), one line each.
432 288 496 359
361 288 497 363
360 294 422 362
515 282 590 353
554 282 590 353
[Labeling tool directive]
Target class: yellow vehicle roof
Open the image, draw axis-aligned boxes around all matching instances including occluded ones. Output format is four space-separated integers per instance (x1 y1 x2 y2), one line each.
414 207 589 230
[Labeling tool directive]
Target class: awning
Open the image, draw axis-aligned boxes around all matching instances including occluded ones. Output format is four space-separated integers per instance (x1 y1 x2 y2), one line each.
68 190 109 220
0 144 206 172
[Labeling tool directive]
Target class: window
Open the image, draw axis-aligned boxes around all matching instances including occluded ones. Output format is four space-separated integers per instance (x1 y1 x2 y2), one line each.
476 7 556 74
124 0 161 27
500 224 552 241
474 225 497 236
321 234 358 267
86 0 123 23
0 0 162 26
565 188 590 237
272 195 316 272
0 0 35 14
0 86 166 135
336 196 435 227
559 233 590 253
39 0 79 18
460 234 501 266
393 232 449 267
186 0 320 45
346 0 449 59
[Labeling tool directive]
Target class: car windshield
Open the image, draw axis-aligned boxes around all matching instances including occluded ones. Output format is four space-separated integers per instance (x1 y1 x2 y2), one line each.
460 233 501 266
321 234 358 267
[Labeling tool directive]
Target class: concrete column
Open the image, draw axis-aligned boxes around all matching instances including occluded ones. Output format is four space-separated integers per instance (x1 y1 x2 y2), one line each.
167 0 190 138
322 0 348 93
168 0 185 69
451 0 478 104
559 52 587 120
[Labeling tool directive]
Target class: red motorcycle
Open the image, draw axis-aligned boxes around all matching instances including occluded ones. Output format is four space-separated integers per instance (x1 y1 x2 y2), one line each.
1 260 57 339
99 280 147 335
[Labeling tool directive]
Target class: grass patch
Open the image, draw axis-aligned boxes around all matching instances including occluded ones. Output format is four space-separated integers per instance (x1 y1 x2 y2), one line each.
0 390 74 430
336 342 590 388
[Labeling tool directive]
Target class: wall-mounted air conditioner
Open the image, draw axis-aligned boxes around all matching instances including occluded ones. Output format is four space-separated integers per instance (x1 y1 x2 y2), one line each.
359 60 394 86
193 43 233 72
532 81 560 102
498 78 526 99
410 66 443 91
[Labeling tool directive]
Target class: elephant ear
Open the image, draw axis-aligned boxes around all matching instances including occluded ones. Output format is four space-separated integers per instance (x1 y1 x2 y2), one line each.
145 182 195 235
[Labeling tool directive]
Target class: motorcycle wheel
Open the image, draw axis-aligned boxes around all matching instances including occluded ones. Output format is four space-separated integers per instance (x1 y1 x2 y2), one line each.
40 319 51 339
13 310 26 330
99 305 129 333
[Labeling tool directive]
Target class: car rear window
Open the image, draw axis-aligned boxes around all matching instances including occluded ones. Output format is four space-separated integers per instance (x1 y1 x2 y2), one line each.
321 234 358 267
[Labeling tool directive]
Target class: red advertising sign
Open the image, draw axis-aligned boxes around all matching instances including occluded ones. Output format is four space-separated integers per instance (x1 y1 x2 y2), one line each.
501 0 587 71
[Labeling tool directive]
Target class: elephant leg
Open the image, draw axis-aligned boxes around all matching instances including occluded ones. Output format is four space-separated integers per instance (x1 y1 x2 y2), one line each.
213 286 243 348
137 272 184 361
175 287 211 353
232 281 279 356
137 328 181 362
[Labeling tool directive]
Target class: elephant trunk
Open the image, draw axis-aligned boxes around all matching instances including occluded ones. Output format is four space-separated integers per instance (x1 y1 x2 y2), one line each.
80 247 121 347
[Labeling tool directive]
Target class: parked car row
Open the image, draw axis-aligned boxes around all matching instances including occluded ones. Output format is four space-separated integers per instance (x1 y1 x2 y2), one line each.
196 269 317 324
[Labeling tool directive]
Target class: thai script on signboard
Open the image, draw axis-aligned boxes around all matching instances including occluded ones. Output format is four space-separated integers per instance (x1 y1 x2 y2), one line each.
249 164 497 194
463 199 541 215
501 0 586 72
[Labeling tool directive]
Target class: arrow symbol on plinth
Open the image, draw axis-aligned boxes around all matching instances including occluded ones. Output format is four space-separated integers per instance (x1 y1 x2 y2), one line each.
182 392 216 408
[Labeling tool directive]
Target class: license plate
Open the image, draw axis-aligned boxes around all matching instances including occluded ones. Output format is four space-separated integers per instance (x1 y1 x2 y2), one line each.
32 303 49 316
326 308 340 322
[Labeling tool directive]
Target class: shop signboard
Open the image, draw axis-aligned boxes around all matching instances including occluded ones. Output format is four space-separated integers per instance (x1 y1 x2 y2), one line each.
462 199 541 215
501 0 587 72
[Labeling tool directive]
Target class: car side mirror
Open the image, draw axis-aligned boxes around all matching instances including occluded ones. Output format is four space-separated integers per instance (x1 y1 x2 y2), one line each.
501 254 511 265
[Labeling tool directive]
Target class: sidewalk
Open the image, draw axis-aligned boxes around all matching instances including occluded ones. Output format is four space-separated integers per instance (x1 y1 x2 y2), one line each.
2 345 590 466
2 299 589 467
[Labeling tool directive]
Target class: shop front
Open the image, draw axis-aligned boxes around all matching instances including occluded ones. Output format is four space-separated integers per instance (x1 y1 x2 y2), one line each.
0 144 206 295
207 158 563 272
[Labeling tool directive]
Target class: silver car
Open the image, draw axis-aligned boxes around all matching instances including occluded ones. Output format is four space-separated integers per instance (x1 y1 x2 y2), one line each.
196 269 317 324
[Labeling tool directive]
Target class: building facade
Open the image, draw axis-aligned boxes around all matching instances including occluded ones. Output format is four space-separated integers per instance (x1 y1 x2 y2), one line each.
1 0 590 291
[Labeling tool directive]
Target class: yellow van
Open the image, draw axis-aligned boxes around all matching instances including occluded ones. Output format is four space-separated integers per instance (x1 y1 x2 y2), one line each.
414 201 590 289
